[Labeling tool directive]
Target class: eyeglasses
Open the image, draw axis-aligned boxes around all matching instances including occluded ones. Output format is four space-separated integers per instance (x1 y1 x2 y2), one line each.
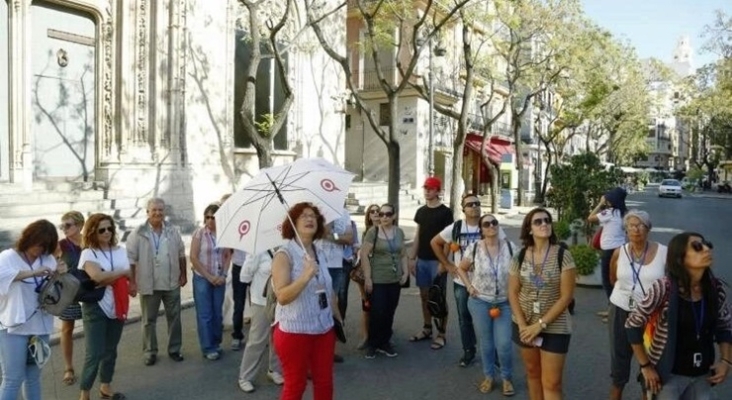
97 226 114 234
532 217 552 226
379 212 394 217
464 201 481 208
204 216 215 221
481 219 499 228
626 223 647 232
369 209 379 214
59 222 75 230
690 240 713 252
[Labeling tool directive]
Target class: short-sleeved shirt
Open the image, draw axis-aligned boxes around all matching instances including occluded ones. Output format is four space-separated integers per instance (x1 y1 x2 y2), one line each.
79 246 130 320
414 204 453 260
319 209 352 269
598 208 625 250
192 227 225 277
0 250 58 335
363 226 405 284
438 220 481 286
509 245 575 334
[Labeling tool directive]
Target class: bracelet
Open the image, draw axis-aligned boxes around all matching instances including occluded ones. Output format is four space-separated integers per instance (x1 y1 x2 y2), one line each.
722 358 732 367
639 361 652 369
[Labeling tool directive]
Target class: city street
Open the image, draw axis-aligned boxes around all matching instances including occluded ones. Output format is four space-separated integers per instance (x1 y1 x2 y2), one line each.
38 190 732 400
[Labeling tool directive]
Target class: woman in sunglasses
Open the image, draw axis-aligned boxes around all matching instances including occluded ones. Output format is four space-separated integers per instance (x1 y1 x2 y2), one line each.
508 208 576 400
360 204 408 359
190 203 231 361
57 211 85 386
606 210 666 400
77 214 132 400
355 204 382 350
626 232 732 399
456 214 517 396
0 220 59 400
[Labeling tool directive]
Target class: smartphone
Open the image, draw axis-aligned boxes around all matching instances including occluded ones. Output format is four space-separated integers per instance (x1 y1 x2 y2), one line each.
532 336 543 348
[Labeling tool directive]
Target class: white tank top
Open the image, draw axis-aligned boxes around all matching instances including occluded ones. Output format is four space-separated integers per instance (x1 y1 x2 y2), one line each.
609 243 667 312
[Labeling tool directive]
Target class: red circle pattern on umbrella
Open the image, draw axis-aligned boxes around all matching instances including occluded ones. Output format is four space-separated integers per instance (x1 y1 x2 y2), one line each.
320 178 340 192
238 221 251 240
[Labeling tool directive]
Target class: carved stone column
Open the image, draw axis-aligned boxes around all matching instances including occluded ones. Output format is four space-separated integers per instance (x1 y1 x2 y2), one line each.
8 0 31 187
134 0 149 150
99 1 117 164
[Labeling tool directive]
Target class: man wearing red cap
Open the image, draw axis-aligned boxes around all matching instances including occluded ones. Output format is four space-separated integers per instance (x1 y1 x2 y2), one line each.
408 177 453 350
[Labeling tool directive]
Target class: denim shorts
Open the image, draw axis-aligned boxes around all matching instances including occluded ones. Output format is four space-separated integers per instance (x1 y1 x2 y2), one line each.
415 258 439 288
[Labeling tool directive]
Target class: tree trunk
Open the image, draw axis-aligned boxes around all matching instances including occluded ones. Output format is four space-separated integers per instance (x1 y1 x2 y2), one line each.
490 163 499 214
254 140 274 170
540 140 552 200
449 139 466 220
387 141 400 208
512 118 525 206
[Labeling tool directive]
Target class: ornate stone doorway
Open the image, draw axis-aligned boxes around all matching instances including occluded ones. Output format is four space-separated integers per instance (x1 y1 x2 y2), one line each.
30 1 96 181
0 1 9 181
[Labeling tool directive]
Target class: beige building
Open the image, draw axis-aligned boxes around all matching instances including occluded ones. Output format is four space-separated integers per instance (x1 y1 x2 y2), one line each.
0 0 346 237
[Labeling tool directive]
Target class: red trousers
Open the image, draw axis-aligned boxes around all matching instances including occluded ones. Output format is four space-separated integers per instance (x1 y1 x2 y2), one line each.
274 325 336 400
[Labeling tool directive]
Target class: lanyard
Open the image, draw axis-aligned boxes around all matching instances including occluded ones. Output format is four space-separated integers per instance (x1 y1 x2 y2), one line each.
150 225 162 256
206 230 220 266
625 243 648 295
99 248 115 271
18 251 42 288
531 245 551 295
483 241 502 296
382 227 399 272
691 297 705 341
459 224 480 254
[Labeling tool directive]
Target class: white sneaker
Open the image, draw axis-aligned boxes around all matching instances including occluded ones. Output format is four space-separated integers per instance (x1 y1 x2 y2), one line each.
231 339 243 351
238 380 255 393
267 370 285 385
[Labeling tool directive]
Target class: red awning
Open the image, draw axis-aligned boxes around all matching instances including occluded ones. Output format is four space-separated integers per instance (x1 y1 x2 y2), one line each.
464 133 514 165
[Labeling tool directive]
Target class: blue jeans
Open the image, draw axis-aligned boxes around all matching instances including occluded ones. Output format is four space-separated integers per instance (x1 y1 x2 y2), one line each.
0 330 46 400
453 283 477 353
468 298 513 381
193 274 225 354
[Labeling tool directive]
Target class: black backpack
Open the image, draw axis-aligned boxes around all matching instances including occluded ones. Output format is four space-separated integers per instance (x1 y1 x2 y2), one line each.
516 242 575 315
427 275 447 319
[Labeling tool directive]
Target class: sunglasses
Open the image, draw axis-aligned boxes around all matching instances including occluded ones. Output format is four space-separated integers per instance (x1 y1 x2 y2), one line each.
690 240 713 252
369 209 379 214
532 217 552 226
59 222 75 230
379 212 394 217
481 219 499 228
97 226 114 234
463 201 481 208
204 216 215 221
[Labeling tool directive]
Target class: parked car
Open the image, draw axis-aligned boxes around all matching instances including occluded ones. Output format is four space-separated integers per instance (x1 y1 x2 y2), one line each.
658 179 682 198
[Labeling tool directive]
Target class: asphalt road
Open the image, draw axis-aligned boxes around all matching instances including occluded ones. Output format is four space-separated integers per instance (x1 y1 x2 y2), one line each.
37 190 732 400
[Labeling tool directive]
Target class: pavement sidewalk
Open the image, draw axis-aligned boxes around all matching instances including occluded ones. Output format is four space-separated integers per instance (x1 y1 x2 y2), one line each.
50 202 537 344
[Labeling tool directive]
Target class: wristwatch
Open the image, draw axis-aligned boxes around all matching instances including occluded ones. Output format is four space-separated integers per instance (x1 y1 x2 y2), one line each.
332 233 340 241
539 318 547 330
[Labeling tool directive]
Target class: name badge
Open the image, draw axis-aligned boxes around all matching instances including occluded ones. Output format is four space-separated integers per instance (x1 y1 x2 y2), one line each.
533 301 541 315
693 352 702 368
628 297 636 310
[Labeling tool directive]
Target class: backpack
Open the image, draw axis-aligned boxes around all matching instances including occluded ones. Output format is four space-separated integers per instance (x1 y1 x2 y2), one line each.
517 242 575 315
427 275 447 319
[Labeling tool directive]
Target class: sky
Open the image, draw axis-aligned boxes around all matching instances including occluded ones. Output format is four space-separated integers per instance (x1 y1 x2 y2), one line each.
582 0 728 69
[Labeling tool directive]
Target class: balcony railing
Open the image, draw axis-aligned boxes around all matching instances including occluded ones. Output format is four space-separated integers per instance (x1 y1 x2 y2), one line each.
358 69 400 91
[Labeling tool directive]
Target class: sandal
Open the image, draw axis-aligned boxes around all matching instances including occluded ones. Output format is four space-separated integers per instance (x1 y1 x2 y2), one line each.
62 369 77 386
409 325 432 342
99 391 126 400
430 335 446 350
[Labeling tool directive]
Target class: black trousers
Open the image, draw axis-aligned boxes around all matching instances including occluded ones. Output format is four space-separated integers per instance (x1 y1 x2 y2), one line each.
367 283 401 349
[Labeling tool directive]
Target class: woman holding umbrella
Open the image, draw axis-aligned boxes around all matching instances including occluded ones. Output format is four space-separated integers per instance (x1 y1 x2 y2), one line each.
271 202 342 400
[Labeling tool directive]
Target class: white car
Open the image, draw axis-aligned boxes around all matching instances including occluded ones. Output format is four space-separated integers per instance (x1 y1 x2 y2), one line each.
658 179 682 198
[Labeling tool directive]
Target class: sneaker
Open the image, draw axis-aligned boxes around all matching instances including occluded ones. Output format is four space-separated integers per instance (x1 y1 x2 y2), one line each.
459 350 476 367
364 348 376 359
376 343 398 358
267 370 284 385
238 380 255 393
231 339 243 351
502 380 515 397
479 377 494 394
205 352 220 361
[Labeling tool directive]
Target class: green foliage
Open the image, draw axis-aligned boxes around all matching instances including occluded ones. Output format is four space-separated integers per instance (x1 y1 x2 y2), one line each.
553 219 572 241
569 244 599 276
546 152 622 222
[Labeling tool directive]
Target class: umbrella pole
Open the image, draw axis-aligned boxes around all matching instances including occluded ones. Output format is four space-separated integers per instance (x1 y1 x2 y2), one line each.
267 172 308 254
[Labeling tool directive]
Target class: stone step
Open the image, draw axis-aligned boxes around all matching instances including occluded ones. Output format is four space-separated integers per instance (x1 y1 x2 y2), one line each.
0 198 145 217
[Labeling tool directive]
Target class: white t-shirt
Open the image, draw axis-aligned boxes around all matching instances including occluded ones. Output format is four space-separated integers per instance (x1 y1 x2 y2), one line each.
438 220 482 286
0 249 58 335
598 208 626 250
610 243 667 312
79 246 130 319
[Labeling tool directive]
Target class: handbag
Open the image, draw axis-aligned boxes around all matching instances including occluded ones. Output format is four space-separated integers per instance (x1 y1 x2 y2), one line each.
350 227 377 284
37 272 80 317
333 317 347 343
591 227 603 250
70 269 105 303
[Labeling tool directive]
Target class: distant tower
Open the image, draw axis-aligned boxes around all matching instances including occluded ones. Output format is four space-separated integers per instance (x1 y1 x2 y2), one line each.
671 36 694 77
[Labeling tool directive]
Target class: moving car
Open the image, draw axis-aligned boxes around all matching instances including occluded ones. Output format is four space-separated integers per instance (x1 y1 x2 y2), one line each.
658 179 682 198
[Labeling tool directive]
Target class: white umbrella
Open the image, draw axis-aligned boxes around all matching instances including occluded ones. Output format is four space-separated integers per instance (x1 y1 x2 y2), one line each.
215 158 355 254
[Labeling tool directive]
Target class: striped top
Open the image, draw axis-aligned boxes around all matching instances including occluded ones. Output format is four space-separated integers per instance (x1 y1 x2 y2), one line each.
509 245 575 334
192 227 225 277
274 240 334 335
